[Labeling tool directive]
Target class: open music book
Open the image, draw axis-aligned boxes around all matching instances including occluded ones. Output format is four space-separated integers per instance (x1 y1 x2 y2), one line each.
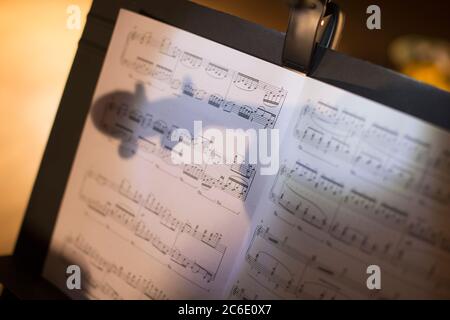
43 9 450 300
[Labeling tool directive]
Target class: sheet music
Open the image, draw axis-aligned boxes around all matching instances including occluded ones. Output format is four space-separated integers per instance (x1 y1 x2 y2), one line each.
43 9 304 299
226 78 450 300
43 9 450 300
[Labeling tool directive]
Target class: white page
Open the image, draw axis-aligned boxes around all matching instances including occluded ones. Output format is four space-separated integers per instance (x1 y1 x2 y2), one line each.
227 77 450 300
42 9 305 299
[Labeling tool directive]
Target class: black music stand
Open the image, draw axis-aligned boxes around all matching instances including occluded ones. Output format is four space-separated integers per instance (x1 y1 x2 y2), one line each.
1 0 449 300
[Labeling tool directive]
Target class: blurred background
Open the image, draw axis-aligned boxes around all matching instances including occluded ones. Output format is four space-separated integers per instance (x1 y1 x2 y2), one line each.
0 0 449 256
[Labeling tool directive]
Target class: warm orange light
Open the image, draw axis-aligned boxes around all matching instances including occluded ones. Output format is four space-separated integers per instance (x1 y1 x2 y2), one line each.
0 0 92 255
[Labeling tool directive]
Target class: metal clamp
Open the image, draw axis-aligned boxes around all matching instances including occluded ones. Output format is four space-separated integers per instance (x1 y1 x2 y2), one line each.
283 0 344 74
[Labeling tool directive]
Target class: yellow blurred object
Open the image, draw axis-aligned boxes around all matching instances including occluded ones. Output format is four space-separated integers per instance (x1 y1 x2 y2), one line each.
402 63 450 92
389 35 450 92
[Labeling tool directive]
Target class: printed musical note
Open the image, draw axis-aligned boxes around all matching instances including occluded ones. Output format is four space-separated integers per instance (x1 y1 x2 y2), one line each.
274 182 329 230
407 219 440 246
344 190 409 231
67 234 169 300
80 172 227 286
329 221 381 255
205 63 229 79
263 87 286 108
296 282 350 300
363 124 399 153
121 30 154 74
229 283 258 300
151 64 173 82
159 38 181 58
230 159 256 180
233 73 259 91
396 135 430 168
182 83 207 100
120 30 288 129
208 94 224 108
420 175 450 206
286 162 344 203
180 52 203 69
